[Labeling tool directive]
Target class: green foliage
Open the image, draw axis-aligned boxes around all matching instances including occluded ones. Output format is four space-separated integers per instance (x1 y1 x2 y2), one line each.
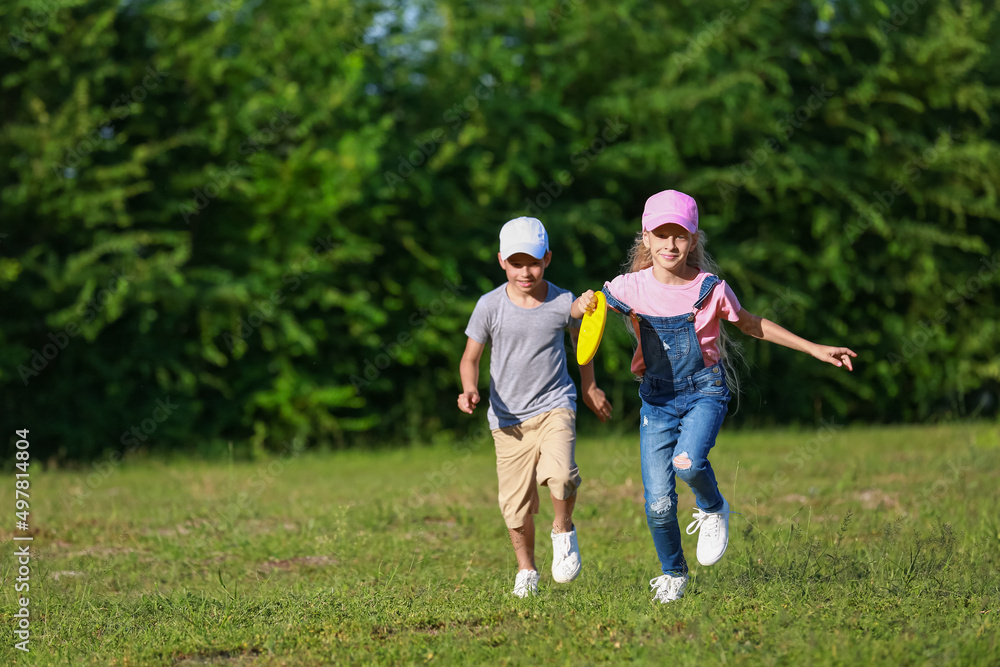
2 0 391 457
1 0 999 459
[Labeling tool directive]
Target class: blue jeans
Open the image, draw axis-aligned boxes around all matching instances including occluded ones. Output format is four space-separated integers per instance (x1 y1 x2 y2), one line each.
639 366 730 575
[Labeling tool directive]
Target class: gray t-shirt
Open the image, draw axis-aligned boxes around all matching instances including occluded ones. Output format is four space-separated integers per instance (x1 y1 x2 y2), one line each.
465 281 580 429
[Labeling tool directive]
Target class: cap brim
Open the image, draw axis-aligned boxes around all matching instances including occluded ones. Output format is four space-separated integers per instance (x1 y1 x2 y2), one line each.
500 243 548 260
642 215 698 234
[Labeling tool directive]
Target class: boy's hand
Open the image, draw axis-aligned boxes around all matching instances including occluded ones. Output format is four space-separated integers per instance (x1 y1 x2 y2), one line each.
810 344 857 371
583 385 612 422
458 390 480 414
571 290 599 320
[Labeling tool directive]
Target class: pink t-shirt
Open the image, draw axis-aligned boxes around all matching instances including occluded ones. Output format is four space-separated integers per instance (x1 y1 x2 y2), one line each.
604 269 742 375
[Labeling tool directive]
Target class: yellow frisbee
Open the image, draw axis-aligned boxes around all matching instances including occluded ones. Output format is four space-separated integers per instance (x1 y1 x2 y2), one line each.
576 291 607 365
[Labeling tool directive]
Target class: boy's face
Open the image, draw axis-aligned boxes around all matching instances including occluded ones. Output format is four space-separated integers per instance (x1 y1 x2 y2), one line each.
498 251 551 297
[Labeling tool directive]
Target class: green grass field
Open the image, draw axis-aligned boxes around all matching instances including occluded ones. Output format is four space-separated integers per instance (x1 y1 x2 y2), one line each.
2 423 999 665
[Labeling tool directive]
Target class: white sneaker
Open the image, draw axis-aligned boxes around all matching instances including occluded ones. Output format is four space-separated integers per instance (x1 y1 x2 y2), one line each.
649 573 688 603
686 496 735 566
512 569 539 597
550 527 582 583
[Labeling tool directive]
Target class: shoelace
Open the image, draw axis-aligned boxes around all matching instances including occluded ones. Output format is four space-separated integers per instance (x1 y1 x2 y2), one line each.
685 507 741 538
553 533 572 560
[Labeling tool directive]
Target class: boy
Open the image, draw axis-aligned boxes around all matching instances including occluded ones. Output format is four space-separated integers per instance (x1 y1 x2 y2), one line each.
458 216 613 597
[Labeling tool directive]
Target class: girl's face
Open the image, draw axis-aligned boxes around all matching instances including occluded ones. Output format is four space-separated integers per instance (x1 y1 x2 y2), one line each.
498 251 551 297
643 223 697 274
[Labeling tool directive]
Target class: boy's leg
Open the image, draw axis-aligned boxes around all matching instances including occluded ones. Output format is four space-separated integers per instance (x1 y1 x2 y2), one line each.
551 492 576 533
493 422 542 578
536 408 583 583
536 408 581 528
508 516 536 571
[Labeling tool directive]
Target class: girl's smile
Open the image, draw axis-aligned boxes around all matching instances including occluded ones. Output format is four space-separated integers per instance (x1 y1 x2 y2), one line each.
643 223 699 283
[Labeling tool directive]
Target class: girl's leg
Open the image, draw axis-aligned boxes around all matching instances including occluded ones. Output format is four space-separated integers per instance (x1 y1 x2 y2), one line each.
508 516 536 571
673 394 729 513
640 401 687 575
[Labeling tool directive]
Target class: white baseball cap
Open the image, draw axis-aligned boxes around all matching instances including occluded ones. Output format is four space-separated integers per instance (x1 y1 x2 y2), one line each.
499 217 549 260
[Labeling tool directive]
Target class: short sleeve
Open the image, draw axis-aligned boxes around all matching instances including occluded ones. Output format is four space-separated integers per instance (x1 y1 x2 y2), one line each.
603 274 632 311
718 281 742 322
565 291 581 328
465 296 492 344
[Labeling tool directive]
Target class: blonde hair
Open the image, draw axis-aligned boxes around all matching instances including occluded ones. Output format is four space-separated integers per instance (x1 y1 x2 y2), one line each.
625 230 747 402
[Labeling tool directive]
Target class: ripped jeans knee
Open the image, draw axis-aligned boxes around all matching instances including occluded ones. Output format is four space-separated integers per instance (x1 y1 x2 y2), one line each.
645 492 679 524
673 450 708 484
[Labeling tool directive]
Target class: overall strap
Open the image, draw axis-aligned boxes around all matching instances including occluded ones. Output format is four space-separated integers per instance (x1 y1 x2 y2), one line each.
685 274 720 322
601 286 634 317
693 274 721 310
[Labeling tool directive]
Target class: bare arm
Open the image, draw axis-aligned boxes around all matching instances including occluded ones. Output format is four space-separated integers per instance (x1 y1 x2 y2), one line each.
571 289 599 319
569 321 612 422
569 327 596 389
458 337 485 413
733 308 857 370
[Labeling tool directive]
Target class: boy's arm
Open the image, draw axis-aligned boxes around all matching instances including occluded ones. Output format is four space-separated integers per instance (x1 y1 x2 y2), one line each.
733 308 857 370
458 337 485 414
569 327 613 422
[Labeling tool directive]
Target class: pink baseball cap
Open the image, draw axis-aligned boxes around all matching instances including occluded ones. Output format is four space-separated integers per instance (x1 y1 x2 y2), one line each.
641 190 698 234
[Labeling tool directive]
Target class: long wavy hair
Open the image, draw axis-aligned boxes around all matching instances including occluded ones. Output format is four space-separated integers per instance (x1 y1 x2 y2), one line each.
625 229 747 402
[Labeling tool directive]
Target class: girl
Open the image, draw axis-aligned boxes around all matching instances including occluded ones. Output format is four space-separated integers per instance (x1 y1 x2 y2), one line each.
570 190 856 604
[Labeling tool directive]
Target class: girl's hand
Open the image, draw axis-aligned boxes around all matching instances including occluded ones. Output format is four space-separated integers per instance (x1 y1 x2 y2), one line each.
571 290 598 319
583 385 612 422
810 345 857 371
457 390 480 414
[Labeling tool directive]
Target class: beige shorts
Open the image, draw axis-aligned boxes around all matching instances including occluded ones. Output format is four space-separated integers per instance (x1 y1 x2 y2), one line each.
492 407 581 529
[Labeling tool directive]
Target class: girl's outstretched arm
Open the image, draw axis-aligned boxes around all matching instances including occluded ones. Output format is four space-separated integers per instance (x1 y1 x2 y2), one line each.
733 308 857 371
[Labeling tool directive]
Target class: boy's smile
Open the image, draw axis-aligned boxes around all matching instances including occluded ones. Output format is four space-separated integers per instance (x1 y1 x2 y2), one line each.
499 251 551 303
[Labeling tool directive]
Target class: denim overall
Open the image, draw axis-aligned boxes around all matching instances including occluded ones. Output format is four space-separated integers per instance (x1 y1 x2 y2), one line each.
603 276 731 575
